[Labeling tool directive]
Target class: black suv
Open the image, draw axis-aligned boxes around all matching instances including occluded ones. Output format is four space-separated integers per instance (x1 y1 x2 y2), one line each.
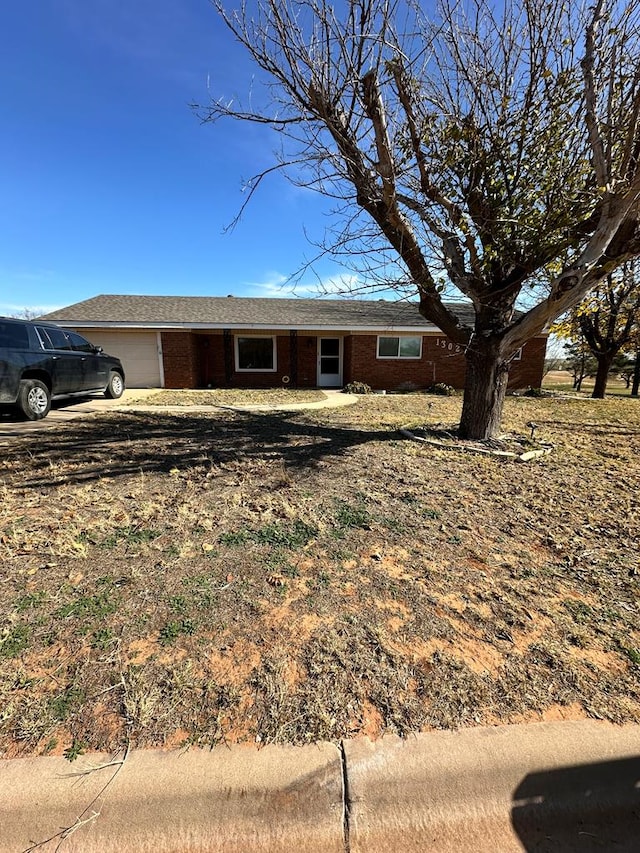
0 317 125 420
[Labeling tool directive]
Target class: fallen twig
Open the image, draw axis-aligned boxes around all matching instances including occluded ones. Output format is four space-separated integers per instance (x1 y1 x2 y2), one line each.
24 742 130 851
398 427 553 462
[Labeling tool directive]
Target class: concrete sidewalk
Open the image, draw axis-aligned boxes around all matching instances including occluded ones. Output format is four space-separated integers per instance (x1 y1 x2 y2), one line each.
2 720 639 852
118 388 359 414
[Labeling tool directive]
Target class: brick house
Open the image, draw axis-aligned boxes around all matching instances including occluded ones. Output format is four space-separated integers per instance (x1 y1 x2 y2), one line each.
42 294 547 391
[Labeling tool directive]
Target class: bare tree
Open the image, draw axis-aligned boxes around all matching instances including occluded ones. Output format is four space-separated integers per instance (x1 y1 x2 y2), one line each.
9 308 45 321
559 332 598 391
579 259 640 397
201 0 640 437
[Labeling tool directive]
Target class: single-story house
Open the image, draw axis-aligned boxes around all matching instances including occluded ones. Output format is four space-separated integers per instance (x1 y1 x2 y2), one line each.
41 294 547 391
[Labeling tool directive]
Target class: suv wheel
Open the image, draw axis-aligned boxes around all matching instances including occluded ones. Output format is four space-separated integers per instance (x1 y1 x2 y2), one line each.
104 371 124 399
18 379 51 420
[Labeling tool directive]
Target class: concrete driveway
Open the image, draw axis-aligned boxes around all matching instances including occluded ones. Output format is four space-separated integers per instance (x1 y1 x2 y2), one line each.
0 390 158 436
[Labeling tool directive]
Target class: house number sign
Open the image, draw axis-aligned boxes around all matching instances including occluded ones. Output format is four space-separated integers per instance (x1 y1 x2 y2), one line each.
436 337 522 360
435 338 463 354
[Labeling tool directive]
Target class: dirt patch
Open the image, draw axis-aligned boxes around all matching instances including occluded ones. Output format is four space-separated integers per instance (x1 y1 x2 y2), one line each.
1 394 639 757
128 388 328 407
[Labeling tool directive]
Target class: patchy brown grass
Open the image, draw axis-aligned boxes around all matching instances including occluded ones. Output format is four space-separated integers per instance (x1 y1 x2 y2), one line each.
1 393 639 758
128 388 328 406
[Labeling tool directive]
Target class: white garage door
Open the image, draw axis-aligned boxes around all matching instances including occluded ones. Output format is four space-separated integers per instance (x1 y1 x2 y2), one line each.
77 330 162 388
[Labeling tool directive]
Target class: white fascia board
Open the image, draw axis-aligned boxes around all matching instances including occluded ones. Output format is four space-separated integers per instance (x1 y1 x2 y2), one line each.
53 320 442 333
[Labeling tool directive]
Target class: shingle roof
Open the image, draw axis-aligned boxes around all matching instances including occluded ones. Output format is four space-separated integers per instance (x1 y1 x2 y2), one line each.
41 294 476 331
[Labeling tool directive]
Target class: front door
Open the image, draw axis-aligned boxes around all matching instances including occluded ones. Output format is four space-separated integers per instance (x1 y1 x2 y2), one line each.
317 337 342 387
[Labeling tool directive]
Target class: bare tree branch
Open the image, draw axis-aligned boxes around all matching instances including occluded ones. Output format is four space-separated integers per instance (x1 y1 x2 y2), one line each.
204 0 640 436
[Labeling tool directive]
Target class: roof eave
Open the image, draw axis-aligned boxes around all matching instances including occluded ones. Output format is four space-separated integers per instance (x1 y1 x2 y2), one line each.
53 320 442 333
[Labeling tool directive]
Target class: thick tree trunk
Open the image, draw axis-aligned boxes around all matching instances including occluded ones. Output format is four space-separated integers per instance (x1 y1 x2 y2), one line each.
592 353 614 398
459 337 509 439
631 352 640 398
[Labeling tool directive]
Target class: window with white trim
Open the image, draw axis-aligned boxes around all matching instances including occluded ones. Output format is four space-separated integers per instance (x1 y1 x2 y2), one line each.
235 336 277 371
377 335 422 359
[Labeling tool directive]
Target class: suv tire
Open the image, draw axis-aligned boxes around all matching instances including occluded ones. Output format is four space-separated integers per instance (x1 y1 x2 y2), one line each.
104 371 125 399
18 379 51 420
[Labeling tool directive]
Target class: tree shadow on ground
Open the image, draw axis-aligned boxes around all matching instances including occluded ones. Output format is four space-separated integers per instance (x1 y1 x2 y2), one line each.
2 410 398 489
511 756 640 851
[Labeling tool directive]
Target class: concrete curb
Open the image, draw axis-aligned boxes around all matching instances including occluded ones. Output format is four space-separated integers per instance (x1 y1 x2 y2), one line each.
345 720 640 852
2 721 639 852
0 743 344 852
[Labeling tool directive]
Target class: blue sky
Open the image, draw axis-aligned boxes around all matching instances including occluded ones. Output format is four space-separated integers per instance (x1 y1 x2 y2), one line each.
1 0 361 316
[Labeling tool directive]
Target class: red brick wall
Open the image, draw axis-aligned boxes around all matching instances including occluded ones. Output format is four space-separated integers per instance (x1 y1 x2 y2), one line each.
163 330 547 391
197 333 318 388
347 334 547 391
204 336 227 387
161 332 199 388
424 335 547 390
297 336 317 387
347 335 437 390
194 335 217 387
229 336 292 388
424 336 466 387
507 336 547 390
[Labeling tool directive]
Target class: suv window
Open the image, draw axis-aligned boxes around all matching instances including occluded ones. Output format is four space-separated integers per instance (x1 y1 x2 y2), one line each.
0 322 29 349
37 326 72 351
66 331 95 353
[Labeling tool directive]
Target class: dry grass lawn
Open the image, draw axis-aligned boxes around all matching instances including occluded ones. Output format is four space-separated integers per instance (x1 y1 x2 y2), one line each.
128 388 328 406
1 391 639 759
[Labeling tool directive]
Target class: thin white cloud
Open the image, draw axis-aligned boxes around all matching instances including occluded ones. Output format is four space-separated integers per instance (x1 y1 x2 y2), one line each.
245 272 290 296
306 274 363 296
245 272 367 298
